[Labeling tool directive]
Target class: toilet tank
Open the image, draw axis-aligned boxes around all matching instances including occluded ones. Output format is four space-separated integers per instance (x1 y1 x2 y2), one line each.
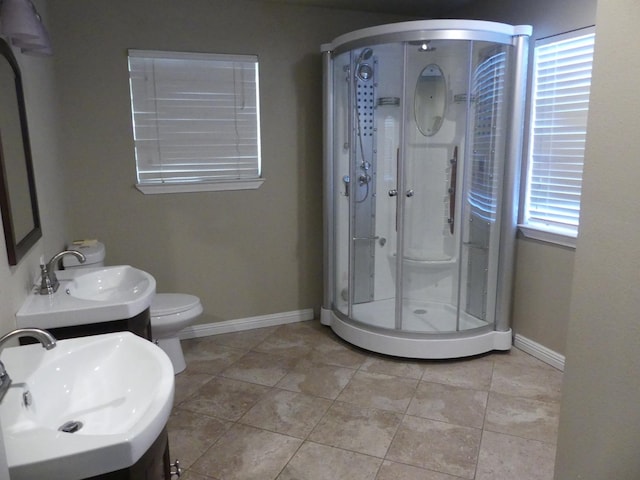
63 241 106 268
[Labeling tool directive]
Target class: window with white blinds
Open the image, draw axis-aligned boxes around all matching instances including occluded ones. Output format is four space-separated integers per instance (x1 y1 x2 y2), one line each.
523 29 595 239
128 50 262 194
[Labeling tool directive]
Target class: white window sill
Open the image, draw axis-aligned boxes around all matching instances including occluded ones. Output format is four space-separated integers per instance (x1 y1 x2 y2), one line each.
135 179 265 194
518 224 577 249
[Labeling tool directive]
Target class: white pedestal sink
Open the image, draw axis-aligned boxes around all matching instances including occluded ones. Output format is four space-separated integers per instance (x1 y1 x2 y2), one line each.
0 332 174 480
16 266 156 328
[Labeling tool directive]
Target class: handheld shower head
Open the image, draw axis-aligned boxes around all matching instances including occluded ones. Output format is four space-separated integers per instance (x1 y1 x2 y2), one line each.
355 48 374 81
357 48 373 62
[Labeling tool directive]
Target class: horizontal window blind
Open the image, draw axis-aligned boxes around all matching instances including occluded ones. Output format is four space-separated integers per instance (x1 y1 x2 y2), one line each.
128 50 261 187
524 30 595 235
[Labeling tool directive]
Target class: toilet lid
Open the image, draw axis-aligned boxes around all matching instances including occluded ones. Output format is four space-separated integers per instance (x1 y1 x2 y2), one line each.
151 293 201 316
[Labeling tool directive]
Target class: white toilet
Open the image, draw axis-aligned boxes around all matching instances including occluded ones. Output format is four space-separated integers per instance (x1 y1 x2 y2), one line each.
63 241 201 374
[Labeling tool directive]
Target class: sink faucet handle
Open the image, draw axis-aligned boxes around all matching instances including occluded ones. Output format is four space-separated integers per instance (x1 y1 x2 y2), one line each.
0 360 12 402
39 249 85 295
39 264 55 295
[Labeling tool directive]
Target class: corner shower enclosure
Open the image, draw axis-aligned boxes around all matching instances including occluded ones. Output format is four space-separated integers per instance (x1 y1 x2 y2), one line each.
321 20 531 358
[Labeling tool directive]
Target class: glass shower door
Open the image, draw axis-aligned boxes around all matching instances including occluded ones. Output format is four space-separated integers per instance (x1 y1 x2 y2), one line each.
398 39 513 334
399 39 471 334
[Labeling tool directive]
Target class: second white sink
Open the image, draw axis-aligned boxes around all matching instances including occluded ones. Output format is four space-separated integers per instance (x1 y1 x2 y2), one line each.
66 265 152 302
16 265 156 329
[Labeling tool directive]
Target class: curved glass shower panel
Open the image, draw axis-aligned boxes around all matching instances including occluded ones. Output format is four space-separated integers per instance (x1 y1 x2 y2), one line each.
459 41 514 329
331 49 351 318
335 43 404 329
322 20 531 359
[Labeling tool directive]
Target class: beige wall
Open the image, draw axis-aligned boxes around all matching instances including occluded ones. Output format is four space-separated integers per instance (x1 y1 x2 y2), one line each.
450 0 597 355
555 0 640 476
0 2 69 475
49 0 409 325
512 238 574 354
0 0 69 337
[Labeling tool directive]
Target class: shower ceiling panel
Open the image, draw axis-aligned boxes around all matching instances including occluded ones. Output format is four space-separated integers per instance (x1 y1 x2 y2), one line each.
253 0 477 17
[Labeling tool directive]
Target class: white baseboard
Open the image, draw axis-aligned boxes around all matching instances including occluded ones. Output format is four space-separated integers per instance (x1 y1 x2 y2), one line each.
513 334 565 371
178 308 315 340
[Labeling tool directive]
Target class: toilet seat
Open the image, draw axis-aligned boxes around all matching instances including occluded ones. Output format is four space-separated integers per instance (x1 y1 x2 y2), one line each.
150 293 202 336
152 293 201 317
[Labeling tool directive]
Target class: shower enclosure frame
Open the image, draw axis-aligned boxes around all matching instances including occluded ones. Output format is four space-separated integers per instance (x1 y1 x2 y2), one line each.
321 20 531 359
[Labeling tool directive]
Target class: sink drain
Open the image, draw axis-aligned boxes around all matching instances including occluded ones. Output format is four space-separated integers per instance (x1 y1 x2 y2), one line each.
58 420 83 433
413 309 427 315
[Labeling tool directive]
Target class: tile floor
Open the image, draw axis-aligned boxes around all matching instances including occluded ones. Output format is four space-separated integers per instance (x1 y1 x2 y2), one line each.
168 320 563 480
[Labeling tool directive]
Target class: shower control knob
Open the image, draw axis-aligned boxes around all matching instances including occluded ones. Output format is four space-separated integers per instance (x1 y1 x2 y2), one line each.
388 189 398 197
406 189 414 197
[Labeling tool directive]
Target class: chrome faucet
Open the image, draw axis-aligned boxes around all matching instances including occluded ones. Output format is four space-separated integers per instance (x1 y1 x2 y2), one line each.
39 249 86 294
0 328 57 402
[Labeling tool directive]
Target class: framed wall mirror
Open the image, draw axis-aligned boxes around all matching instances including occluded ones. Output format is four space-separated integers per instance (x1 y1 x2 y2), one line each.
0 39 41 265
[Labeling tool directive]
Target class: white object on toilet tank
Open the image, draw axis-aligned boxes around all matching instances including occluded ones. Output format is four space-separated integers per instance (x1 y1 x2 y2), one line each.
63 241 106 268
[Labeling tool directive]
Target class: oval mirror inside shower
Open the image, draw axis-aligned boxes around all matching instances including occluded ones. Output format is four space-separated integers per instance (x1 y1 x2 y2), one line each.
415 64 446 136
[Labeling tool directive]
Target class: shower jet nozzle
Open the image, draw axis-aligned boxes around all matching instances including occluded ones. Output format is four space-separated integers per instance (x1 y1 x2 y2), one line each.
409 41 436 52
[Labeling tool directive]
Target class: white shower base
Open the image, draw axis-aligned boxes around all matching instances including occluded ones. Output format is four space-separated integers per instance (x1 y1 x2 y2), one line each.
321 300 512 359
348 298 486 332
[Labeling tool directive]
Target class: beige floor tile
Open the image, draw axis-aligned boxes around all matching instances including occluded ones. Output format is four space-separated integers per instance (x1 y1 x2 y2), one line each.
306 334 369 369
277 441 382 480
180 376 270 421
240 388 332 438
407 382 488 429
181 471 216 480
376 460 462 480
184 326 280 352
475 431 556 480
421 357 494 391
221 350 298 386
336 371 418 413
491 361 563 403
491 347 549 369
360 355 426 379
308 401 402 457
276 358 356 399
191 424 301 480
173 370 216 406
386 416 482 479
172 327 562 480
484 392 560 444
167 408 232 469
254 322 327 357
181 342 246 375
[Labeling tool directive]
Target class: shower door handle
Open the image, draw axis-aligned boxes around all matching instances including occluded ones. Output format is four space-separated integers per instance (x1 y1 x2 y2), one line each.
449 146 458 234
406 189 414 197
388 189 398 197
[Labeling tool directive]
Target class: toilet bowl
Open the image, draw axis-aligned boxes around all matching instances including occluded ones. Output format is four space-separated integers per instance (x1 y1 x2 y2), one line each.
151 293 202 373
63 241 201 373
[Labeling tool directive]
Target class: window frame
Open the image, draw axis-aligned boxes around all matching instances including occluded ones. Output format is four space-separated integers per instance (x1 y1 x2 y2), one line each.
519 27 596 247
127 49 264 194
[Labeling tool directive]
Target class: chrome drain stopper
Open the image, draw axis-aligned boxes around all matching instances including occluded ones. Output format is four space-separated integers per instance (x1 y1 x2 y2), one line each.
58 420 83 433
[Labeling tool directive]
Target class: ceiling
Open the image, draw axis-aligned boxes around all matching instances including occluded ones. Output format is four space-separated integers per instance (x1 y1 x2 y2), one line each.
254 0 476 17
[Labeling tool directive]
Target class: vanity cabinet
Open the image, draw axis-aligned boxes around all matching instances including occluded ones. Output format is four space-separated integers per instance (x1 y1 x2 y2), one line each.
48 307 152 341
21 308 152 344
87 427 171 479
